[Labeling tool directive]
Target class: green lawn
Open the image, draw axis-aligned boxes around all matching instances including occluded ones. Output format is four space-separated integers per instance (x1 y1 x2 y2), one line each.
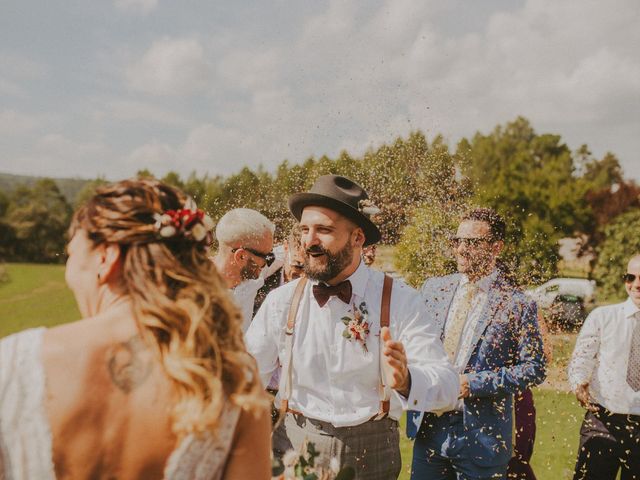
0 263 79 337
1 263 587 479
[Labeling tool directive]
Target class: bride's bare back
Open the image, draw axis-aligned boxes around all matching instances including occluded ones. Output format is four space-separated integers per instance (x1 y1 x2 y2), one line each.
43 316 176 480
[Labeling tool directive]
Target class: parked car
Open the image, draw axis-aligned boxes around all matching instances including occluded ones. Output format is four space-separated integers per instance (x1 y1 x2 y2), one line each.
526 278 596 330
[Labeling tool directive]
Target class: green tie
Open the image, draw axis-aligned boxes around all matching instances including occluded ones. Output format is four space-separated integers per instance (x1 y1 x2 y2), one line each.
444 283 478 362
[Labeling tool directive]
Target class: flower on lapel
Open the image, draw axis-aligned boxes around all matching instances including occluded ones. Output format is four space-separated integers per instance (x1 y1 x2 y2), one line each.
341 301 370 353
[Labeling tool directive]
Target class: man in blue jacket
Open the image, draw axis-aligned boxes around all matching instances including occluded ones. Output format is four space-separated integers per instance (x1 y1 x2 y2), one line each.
407 208 546 480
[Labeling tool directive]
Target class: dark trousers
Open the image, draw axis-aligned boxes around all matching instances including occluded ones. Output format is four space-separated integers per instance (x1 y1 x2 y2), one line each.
411 411 508 480
507 389 537 480
573 405 640 480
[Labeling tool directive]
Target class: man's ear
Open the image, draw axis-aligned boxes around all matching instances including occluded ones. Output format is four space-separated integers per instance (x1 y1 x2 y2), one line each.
352 228 366 247
232 247 246 265
493 240 505 256
97 243 122 285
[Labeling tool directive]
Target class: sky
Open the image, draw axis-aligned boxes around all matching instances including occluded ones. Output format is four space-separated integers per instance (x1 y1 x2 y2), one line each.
1 0 639 181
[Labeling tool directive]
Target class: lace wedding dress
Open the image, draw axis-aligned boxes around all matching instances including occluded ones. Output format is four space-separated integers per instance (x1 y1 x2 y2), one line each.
0 328 239 480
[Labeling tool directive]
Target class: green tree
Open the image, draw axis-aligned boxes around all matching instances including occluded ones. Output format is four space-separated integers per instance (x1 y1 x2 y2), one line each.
6 180 72 262
395 202 460 287
455 117 590 284
592 208 640 302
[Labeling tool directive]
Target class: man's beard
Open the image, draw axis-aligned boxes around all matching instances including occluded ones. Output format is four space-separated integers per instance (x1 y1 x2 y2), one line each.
304 242 354 282
240 258 261 280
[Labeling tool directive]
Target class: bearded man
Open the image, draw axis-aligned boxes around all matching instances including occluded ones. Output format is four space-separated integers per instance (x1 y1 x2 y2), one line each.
211 207 280 331
246 175 458 479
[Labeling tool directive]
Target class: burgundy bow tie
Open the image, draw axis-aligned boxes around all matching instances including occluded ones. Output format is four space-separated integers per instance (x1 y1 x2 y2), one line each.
312 280 352 307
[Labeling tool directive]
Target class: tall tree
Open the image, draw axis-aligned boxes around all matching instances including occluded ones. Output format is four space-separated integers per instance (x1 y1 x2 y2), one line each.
6 180 72 262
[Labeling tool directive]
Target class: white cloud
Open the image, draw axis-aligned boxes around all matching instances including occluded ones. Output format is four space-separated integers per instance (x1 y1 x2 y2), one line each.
114 0 158 15
125 37 213 96
6 134 113 178
0 110 39 135
91 99 192 127
125 141 176 171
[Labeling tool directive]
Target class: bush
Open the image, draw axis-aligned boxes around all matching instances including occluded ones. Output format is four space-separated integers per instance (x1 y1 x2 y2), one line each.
592 208 640 301
394 203 459 288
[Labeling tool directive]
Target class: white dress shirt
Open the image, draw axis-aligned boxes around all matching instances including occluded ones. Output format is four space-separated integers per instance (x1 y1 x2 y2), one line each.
568 298 640 415
445 271 497 373
245 261 459 427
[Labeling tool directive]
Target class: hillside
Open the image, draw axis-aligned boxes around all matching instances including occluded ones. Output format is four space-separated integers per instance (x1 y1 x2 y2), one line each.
0 172 90 204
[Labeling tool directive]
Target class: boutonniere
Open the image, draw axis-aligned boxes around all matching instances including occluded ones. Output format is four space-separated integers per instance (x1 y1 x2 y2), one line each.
341 301 370 352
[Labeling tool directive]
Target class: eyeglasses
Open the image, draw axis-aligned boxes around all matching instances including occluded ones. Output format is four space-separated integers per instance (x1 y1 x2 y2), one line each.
232 247 275 267
450 236 493 247
623 273 639 283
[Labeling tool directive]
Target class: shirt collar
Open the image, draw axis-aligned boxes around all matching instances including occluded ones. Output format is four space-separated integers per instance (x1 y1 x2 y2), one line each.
345 259 369 299
459 269 498 293
623 297 640 319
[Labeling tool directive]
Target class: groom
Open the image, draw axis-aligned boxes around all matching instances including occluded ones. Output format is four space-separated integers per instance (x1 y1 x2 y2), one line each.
246 175 458 479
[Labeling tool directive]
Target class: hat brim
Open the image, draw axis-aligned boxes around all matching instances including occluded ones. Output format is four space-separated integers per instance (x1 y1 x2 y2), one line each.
288 192 381 246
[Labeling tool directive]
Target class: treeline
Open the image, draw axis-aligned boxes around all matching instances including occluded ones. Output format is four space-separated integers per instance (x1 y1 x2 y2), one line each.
1 117 638 294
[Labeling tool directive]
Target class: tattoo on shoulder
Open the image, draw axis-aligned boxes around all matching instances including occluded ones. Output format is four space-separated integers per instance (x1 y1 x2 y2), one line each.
107 336 153 393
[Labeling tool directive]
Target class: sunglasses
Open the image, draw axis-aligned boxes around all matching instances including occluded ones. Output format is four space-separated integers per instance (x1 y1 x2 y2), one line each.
232 247 275 267
450 236 493 247
623 273 639 283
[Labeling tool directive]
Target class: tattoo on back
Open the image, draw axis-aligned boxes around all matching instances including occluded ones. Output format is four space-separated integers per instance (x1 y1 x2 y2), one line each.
107 336 153 393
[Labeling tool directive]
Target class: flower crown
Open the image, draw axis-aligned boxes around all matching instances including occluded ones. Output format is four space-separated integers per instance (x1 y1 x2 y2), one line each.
152 198 214 246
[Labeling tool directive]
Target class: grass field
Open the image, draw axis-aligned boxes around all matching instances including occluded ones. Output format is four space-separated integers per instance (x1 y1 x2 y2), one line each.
0 263 79 337
1 263 588 479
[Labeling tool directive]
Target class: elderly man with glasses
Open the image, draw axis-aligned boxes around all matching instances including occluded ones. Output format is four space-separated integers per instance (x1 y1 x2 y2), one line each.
407 207 546 480
568 254 640 480
211 207 281 331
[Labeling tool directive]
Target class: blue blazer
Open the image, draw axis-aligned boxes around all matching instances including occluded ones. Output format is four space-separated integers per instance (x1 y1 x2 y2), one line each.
407 273 546 468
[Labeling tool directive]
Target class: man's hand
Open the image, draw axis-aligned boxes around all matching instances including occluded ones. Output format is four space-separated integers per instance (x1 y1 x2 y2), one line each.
575 383 598 412
458 374 470 399
381 327 411 397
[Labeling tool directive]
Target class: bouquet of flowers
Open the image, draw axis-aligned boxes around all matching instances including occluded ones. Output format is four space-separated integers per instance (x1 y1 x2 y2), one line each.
271 440 355 480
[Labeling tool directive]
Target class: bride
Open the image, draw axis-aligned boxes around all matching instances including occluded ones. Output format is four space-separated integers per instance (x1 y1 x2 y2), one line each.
0 179 271 479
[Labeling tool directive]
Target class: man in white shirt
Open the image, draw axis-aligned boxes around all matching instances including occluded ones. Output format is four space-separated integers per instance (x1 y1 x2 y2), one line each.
210 208 280 331
568 254 640 480
246 175 459 479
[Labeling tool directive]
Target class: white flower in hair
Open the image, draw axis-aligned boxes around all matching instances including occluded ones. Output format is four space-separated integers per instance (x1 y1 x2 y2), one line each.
159 225 177 237
191 223 206 241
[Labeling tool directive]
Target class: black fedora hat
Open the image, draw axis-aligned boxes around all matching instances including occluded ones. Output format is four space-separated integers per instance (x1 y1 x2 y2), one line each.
288 174 381 246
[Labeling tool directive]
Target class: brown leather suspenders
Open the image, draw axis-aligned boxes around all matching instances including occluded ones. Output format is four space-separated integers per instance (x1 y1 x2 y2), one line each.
279 274 393 420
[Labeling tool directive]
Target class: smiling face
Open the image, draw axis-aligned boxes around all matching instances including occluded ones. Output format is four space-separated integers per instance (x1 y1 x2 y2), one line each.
453 219 503 281
299 206 363 284
237 230 274 280
625 256 640 308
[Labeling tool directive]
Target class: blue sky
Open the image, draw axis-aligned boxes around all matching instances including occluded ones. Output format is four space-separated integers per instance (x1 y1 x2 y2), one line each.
1 0 638 181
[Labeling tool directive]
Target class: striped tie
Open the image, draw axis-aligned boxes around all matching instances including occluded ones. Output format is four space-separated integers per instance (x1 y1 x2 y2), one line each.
627 316 640 392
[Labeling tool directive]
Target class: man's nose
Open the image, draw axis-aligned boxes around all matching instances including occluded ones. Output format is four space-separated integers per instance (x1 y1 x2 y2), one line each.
303 230 319 247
